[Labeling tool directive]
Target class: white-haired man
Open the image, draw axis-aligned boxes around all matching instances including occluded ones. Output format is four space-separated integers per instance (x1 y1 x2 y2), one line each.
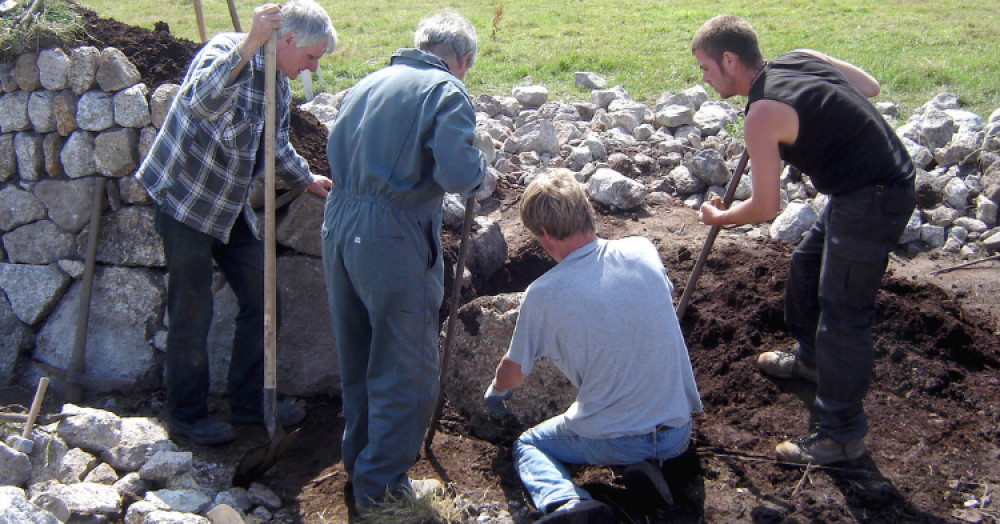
136 0 337 446
322 9 487 511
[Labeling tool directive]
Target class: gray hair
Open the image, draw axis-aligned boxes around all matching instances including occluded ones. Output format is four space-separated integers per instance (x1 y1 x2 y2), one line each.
279 0 338 54
414 9 478 67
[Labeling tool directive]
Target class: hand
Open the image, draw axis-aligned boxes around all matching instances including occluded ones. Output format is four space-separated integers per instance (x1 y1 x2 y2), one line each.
306 173 333 197
246 3 282 52
698 197 727 226
484 384 514 416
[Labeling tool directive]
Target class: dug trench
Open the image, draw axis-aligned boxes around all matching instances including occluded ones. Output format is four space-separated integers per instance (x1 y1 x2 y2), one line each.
6 6 997 523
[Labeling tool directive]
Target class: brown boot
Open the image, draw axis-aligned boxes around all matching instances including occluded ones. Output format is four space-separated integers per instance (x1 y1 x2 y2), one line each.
776 432 866 464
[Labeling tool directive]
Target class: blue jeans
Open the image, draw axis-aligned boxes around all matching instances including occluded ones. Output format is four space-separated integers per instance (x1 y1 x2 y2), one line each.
785 178 915 442
155 210 267 422
513 415 692 513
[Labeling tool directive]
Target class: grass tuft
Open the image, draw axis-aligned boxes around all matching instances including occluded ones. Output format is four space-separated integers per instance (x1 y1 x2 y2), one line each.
1 0 83 60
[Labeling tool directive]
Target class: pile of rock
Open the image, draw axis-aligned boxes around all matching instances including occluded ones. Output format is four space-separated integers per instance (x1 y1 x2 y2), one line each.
305 80 1000 258
1 404 287 523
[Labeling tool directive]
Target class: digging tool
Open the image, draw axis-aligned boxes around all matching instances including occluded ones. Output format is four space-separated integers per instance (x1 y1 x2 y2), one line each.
192 0 207 43
675 150 750 319
226 0 242 32
233 32 299 486
0 412 71 425
35 177 130 399
928 254 1000 276
424 195 476 452
8 377 49 454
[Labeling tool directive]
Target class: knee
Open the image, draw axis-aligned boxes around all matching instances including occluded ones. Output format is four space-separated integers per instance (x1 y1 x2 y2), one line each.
513 432 534 462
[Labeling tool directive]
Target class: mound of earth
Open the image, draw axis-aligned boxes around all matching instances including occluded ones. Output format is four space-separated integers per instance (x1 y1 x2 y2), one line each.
5 6 997 523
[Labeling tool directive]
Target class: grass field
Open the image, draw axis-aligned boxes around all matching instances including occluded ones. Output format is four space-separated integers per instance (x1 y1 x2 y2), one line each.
75 0 1000 119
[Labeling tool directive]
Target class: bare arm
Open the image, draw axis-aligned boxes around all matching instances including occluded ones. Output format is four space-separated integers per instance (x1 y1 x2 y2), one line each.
699 100 792 226
492 356 527 391
794 48 880 97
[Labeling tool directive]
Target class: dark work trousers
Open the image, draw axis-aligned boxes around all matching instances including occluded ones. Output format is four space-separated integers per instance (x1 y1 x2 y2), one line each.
155 209 267 423
321 193 443 507
784 178 915 443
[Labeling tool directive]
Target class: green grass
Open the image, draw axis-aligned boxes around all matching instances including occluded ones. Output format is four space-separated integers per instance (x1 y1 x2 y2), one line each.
74 0 1000 119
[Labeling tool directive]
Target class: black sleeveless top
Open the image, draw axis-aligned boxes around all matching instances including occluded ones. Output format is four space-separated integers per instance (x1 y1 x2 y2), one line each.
747 51 913 195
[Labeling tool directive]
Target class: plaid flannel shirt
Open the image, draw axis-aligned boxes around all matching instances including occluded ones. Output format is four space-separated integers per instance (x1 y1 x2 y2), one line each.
136 33 312 243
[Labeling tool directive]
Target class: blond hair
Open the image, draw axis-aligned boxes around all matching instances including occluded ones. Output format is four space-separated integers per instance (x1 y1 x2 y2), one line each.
520 169 595 240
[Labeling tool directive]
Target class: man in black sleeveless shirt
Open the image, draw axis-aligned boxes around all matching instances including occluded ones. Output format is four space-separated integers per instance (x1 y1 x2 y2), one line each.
690 15 916 465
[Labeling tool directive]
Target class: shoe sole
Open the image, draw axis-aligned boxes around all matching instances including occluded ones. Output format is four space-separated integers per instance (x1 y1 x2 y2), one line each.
168 427 235 446
536 505 616 524
623 461 674 505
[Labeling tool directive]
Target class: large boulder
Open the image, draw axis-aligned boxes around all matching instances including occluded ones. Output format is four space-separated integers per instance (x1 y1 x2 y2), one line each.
442 294 575 442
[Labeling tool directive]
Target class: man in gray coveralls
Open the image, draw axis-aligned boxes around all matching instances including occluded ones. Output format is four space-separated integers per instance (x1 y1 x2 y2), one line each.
321 9 486 511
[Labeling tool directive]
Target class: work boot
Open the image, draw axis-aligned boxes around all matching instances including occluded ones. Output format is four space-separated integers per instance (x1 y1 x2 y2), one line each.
757 350 818 383
354 478 444 518
623 459 674 505
775 432 866 465
231 400 306 427
536 498 616 524
168 415 235 446
407 478 444 500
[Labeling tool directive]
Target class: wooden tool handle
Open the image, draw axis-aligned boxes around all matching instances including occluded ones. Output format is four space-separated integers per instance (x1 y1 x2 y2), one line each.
675 150 750 319
226 0 242 32
193 0 207 43
264 32 277 391
22 377 49 439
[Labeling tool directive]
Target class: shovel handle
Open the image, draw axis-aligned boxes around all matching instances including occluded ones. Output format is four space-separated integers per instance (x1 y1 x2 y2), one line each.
192 0 207 43
675 150 749 319
226 0 242 32
261 31 280 441
425 196 476 451
264 31 278 394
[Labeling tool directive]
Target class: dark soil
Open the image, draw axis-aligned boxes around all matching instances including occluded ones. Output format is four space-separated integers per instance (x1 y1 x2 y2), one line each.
8 7 998 523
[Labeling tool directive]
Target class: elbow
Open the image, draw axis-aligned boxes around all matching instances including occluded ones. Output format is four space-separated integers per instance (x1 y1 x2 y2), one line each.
862 81 881 98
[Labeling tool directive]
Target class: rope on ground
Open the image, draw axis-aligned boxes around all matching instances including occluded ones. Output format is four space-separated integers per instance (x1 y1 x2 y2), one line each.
695 448 1000 487
928 254 1000 276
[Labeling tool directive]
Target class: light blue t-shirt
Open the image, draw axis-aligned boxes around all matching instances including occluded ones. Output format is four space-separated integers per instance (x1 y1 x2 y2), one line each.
507 237 703 439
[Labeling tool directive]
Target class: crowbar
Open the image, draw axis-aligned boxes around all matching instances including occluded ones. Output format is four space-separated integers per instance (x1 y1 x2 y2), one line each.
32 177 130 398
675 150 750 319
424 196 476 451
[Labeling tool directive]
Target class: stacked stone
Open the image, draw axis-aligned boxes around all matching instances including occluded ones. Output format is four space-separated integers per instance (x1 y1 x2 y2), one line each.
0 47 352 401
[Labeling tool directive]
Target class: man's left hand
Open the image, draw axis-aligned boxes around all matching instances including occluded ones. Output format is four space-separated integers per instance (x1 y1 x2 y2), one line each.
484 384 514 416
306 173 333 197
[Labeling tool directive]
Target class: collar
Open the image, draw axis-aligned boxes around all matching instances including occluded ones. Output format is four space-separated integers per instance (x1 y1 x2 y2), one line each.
390 48 452 74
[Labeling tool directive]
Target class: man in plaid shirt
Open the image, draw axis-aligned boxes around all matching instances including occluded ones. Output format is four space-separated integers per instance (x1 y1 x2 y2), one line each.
136 0 336 445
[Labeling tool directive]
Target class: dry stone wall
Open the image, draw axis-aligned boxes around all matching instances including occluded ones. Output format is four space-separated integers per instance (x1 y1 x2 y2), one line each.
0 47 341 398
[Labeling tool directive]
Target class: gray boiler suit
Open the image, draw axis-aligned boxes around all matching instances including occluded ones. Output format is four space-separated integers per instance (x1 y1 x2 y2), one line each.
321 48 486 506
